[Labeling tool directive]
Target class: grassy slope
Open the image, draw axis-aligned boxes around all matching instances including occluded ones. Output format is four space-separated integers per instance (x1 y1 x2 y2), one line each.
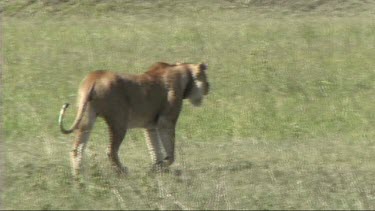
2 0 375 210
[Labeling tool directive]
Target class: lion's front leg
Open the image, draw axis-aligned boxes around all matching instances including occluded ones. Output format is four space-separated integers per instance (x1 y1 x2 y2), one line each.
158 127 176 167
144 128 165 170
156 115 177 168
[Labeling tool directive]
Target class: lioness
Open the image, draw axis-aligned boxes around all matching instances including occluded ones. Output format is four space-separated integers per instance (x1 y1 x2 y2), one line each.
59 62 209 177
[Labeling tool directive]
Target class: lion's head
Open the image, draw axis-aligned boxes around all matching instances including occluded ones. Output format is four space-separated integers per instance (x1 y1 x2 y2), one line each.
182 63 210 106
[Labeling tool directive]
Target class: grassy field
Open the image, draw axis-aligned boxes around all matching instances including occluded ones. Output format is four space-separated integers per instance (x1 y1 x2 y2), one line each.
2 0 375 209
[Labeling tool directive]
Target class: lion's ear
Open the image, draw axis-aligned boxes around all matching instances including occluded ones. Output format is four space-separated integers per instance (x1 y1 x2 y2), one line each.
199 63 208 71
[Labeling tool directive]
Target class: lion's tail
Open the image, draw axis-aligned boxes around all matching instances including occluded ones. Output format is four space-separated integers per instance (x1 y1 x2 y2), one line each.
58 83 95 134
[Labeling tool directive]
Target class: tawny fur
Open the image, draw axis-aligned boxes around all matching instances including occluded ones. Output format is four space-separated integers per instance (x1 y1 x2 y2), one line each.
59 62 209 177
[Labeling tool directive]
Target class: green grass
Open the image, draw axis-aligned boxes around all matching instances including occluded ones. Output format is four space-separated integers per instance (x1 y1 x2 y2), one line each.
2 0 375 210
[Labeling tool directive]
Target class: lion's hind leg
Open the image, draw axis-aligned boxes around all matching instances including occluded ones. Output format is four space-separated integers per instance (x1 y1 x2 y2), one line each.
105 116 128 175
71 105 96 179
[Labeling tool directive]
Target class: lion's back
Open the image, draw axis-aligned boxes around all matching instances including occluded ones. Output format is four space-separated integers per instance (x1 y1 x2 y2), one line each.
82 70 168 128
